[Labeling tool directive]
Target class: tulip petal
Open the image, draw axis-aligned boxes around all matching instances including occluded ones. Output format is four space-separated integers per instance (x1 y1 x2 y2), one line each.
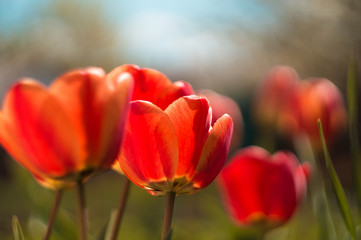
198 89 243 150
262 161 297 222
107 64 140 88
165 96 211 179
179 114 233 194
132 68 173 102
155 81 195 110
119 101 178 193
107 65 172 103
294 163 311 201
50 68 107 168
272 151 309 202
218 147 297 224
272 151 299 172
218 148 269 224
96 71 134 170
0 80 79 178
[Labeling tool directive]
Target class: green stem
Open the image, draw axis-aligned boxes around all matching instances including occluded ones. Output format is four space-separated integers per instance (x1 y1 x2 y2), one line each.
294 134 337 240
76 180 88 240
109 177 131 240
43 189 63 240
161 192 176 240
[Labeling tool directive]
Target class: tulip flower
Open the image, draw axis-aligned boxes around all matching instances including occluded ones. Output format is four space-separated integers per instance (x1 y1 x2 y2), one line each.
217 146 310 232
119 95 233 195
278 78 347 147
0 67 134 240
111 65 194 175
253 65 299 128
0 67 133 183
109 65 195 240
118 95 233 239
198 89 243 151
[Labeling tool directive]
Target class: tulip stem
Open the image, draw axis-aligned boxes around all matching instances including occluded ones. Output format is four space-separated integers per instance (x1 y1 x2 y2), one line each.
76 180 88 240
109 177 131 240
161 191 176 240
43 189 63 240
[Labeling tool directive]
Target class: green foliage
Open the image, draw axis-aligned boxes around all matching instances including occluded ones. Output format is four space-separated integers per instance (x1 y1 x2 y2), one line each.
318 119 357 240
12 215 25 240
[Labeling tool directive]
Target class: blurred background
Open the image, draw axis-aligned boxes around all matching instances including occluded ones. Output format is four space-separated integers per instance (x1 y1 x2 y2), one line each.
1 0 361 239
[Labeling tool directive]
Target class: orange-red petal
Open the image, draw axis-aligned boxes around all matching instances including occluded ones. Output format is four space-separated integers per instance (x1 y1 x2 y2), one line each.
107 64 172 103
132 68 173 102
0 80 80 178
155 81 195 110
185 114 233 194
96 71 134 170
107 64 140 88
165 96 211 179
50 68 107 169
198 89 243 150
107 65 193 111
118 100 178 193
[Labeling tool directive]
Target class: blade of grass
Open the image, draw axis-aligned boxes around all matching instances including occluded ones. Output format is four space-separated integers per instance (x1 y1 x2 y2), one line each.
12 215 25 240
318 119 357 240
294 135 337 240
104 209 117 240
347 56 361 208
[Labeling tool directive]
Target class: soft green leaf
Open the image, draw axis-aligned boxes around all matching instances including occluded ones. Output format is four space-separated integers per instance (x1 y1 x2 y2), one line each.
12 215 25 240
104 209 117 240
318 119 357 240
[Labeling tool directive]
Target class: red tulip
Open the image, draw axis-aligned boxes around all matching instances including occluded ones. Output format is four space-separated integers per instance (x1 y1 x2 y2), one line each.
111 65 195 175
253 66 299 128
0 67 133 187
198 89 243 151
217 146 310 229
118 95 233 196
278 78 347 146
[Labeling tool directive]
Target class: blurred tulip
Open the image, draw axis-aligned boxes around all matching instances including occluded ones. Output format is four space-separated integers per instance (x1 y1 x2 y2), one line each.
118 95 233 196
253 66 299 128
217 146 310 230
198 89 243 151
0 67 133 187
278 78 347 147
111 64 194 174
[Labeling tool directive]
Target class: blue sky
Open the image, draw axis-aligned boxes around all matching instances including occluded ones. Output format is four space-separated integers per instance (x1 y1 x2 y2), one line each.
101 0 277 72
0 0 276 35
0 0 279 92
